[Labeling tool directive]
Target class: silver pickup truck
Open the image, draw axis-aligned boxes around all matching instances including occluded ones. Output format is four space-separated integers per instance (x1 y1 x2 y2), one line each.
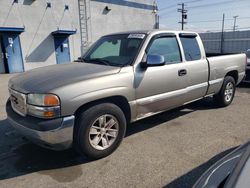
6 30 246 159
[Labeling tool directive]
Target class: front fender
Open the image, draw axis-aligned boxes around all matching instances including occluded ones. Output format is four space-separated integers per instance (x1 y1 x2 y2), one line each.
60 86 135 116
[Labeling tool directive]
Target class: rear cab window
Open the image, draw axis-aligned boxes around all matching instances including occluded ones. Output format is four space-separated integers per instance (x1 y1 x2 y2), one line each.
179 33 201 61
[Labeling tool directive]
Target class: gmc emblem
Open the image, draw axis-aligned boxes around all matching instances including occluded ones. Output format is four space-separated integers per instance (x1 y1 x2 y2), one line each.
10 95 18 105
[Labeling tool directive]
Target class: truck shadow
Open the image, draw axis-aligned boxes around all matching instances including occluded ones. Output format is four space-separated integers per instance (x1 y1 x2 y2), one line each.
238 82 250 88
125 99 214 137
0 98 219 181
237 82 250 94
0 118 90 180
164 146 237 188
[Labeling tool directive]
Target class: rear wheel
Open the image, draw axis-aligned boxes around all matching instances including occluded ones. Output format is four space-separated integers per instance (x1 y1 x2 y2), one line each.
74 103 126 159
213 76 236 107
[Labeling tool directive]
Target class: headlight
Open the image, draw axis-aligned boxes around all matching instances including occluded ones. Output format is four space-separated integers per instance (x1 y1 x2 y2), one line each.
27 94 60 119
27 94 60 106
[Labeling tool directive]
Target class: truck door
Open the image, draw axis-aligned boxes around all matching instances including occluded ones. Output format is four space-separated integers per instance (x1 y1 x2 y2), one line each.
134 34 189 118
179 34 209 102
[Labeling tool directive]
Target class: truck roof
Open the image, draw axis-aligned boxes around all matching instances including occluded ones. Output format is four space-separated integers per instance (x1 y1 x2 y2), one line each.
104 29 199 37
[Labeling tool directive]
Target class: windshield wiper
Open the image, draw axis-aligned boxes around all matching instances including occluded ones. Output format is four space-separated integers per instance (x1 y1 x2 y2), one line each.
85 58 112 66
75 57 86 62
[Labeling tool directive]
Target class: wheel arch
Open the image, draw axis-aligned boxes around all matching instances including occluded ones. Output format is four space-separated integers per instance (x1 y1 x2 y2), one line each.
225 70 238 84
74 95 132 124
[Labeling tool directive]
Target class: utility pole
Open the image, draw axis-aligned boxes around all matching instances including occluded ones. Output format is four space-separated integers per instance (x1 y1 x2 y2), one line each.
178 3 187 30
220 13 225 54
153 1 159 29
233 15 239 31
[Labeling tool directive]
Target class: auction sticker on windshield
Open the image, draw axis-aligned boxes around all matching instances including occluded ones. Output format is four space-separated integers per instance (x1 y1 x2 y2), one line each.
128 34 145 39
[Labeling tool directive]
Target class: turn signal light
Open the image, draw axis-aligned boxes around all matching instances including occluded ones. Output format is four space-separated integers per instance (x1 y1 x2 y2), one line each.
44 95 60 106
43 111 55 117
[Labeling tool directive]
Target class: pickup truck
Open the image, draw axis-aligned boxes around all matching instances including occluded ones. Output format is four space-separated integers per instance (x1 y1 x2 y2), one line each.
6 30 246 159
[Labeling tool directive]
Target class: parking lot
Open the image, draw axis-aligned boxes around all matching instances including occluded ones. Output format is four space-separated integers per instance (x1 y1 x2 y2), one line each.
0 74 250 188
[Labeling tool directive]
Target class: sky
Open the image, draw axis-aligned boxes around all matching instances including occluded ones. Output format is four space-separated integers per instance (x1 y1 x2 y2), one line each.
156 0 250 32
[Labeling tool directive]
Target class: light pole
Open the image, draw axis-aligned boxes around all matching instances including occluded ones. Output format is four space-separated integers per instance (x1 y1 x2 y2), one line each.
233 15 239 31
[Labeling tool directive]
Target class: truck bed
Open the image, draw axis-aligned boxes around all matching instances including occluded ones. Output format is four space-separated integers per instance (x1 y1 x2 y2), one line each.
206 53 246 95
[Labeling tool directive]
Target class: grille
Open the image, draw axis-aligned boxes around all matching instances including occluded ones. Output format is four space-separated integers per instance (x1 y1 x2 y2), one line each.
9 88 27 116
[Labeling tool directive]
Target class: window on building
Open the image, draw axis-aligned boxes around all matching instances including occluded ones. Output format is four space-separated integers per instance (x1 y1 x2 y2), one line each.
180 36 201 61
147 36 181 64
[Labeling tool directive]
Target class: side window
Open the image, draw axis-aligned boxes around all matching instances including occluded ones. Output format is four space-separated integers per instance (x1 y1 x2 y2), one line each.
90 40 121 59
180 36 201 61
147 37 181 64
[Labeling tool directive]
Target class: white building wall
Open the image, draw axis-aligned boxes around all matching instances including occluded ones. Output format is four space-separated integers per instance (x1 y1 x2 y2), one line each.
88 0 156 44
0 0 81 71
0 0 156 72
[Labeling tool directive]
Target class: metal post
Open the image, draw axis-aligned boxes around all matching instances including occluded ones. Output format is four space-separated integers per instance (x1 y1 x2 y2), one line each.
233 15 239 31
153 1 159 29
220 13 225 54
181 3 184 30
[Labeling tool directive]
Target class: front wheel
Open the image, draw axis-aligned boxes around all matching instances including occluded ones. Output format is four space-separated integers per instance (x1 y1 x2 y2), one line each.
213 76 236 107
74 103 126 159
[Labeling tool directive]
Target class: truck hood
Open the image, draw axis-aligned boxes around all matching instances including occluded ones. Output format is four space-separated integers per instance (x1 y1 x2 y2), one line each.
9 62 121 94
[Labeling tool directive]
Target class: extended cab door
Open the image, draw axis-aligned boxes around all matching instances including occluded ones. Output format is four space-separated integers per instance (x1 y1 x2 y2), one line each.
134 33 189 118
178 33 209 102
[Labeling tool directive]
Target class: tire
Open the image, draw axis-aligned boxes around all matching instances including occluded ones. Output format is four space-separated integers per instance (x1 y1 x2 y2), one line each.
213 76 236 107
74 103 126 159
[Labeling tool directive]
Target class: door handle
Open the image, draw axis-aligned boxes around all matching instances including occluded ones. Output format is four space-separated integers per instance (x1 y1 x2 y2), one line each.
178 69 187 76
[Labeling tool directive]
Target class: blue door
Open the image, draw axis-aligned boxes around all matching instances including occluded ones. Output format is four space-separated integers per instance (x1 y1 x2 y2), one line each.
54 36 71 64
0 38 6 73
2 33 24 73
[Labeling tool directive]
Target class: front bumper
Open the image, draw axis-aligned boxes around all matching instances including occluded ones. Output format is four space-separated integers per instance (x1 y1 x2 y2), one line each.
6 100 75 150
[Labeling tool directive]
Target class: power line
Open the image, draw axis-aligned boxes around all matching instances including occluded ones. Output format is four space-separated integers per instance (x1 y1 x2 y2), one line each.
201 27 250 32
181 0 204 3
158 0 250 32
159 0 205 11
237 27 250 30
159 8 178 16
188 0 249 9
177 16 250 23
161 2 250 18
159 0 249 17
159 4 177 11
159 0 249 14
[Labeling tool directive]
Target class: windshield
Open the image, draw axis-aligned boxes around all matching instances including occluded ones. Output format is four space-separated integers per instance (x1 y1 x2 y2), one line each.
82 34 145 66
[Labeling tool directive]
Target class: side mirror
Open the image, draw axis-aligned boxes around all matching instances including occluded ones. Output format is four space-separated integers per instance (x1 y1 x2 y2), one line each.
141 54 165 68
